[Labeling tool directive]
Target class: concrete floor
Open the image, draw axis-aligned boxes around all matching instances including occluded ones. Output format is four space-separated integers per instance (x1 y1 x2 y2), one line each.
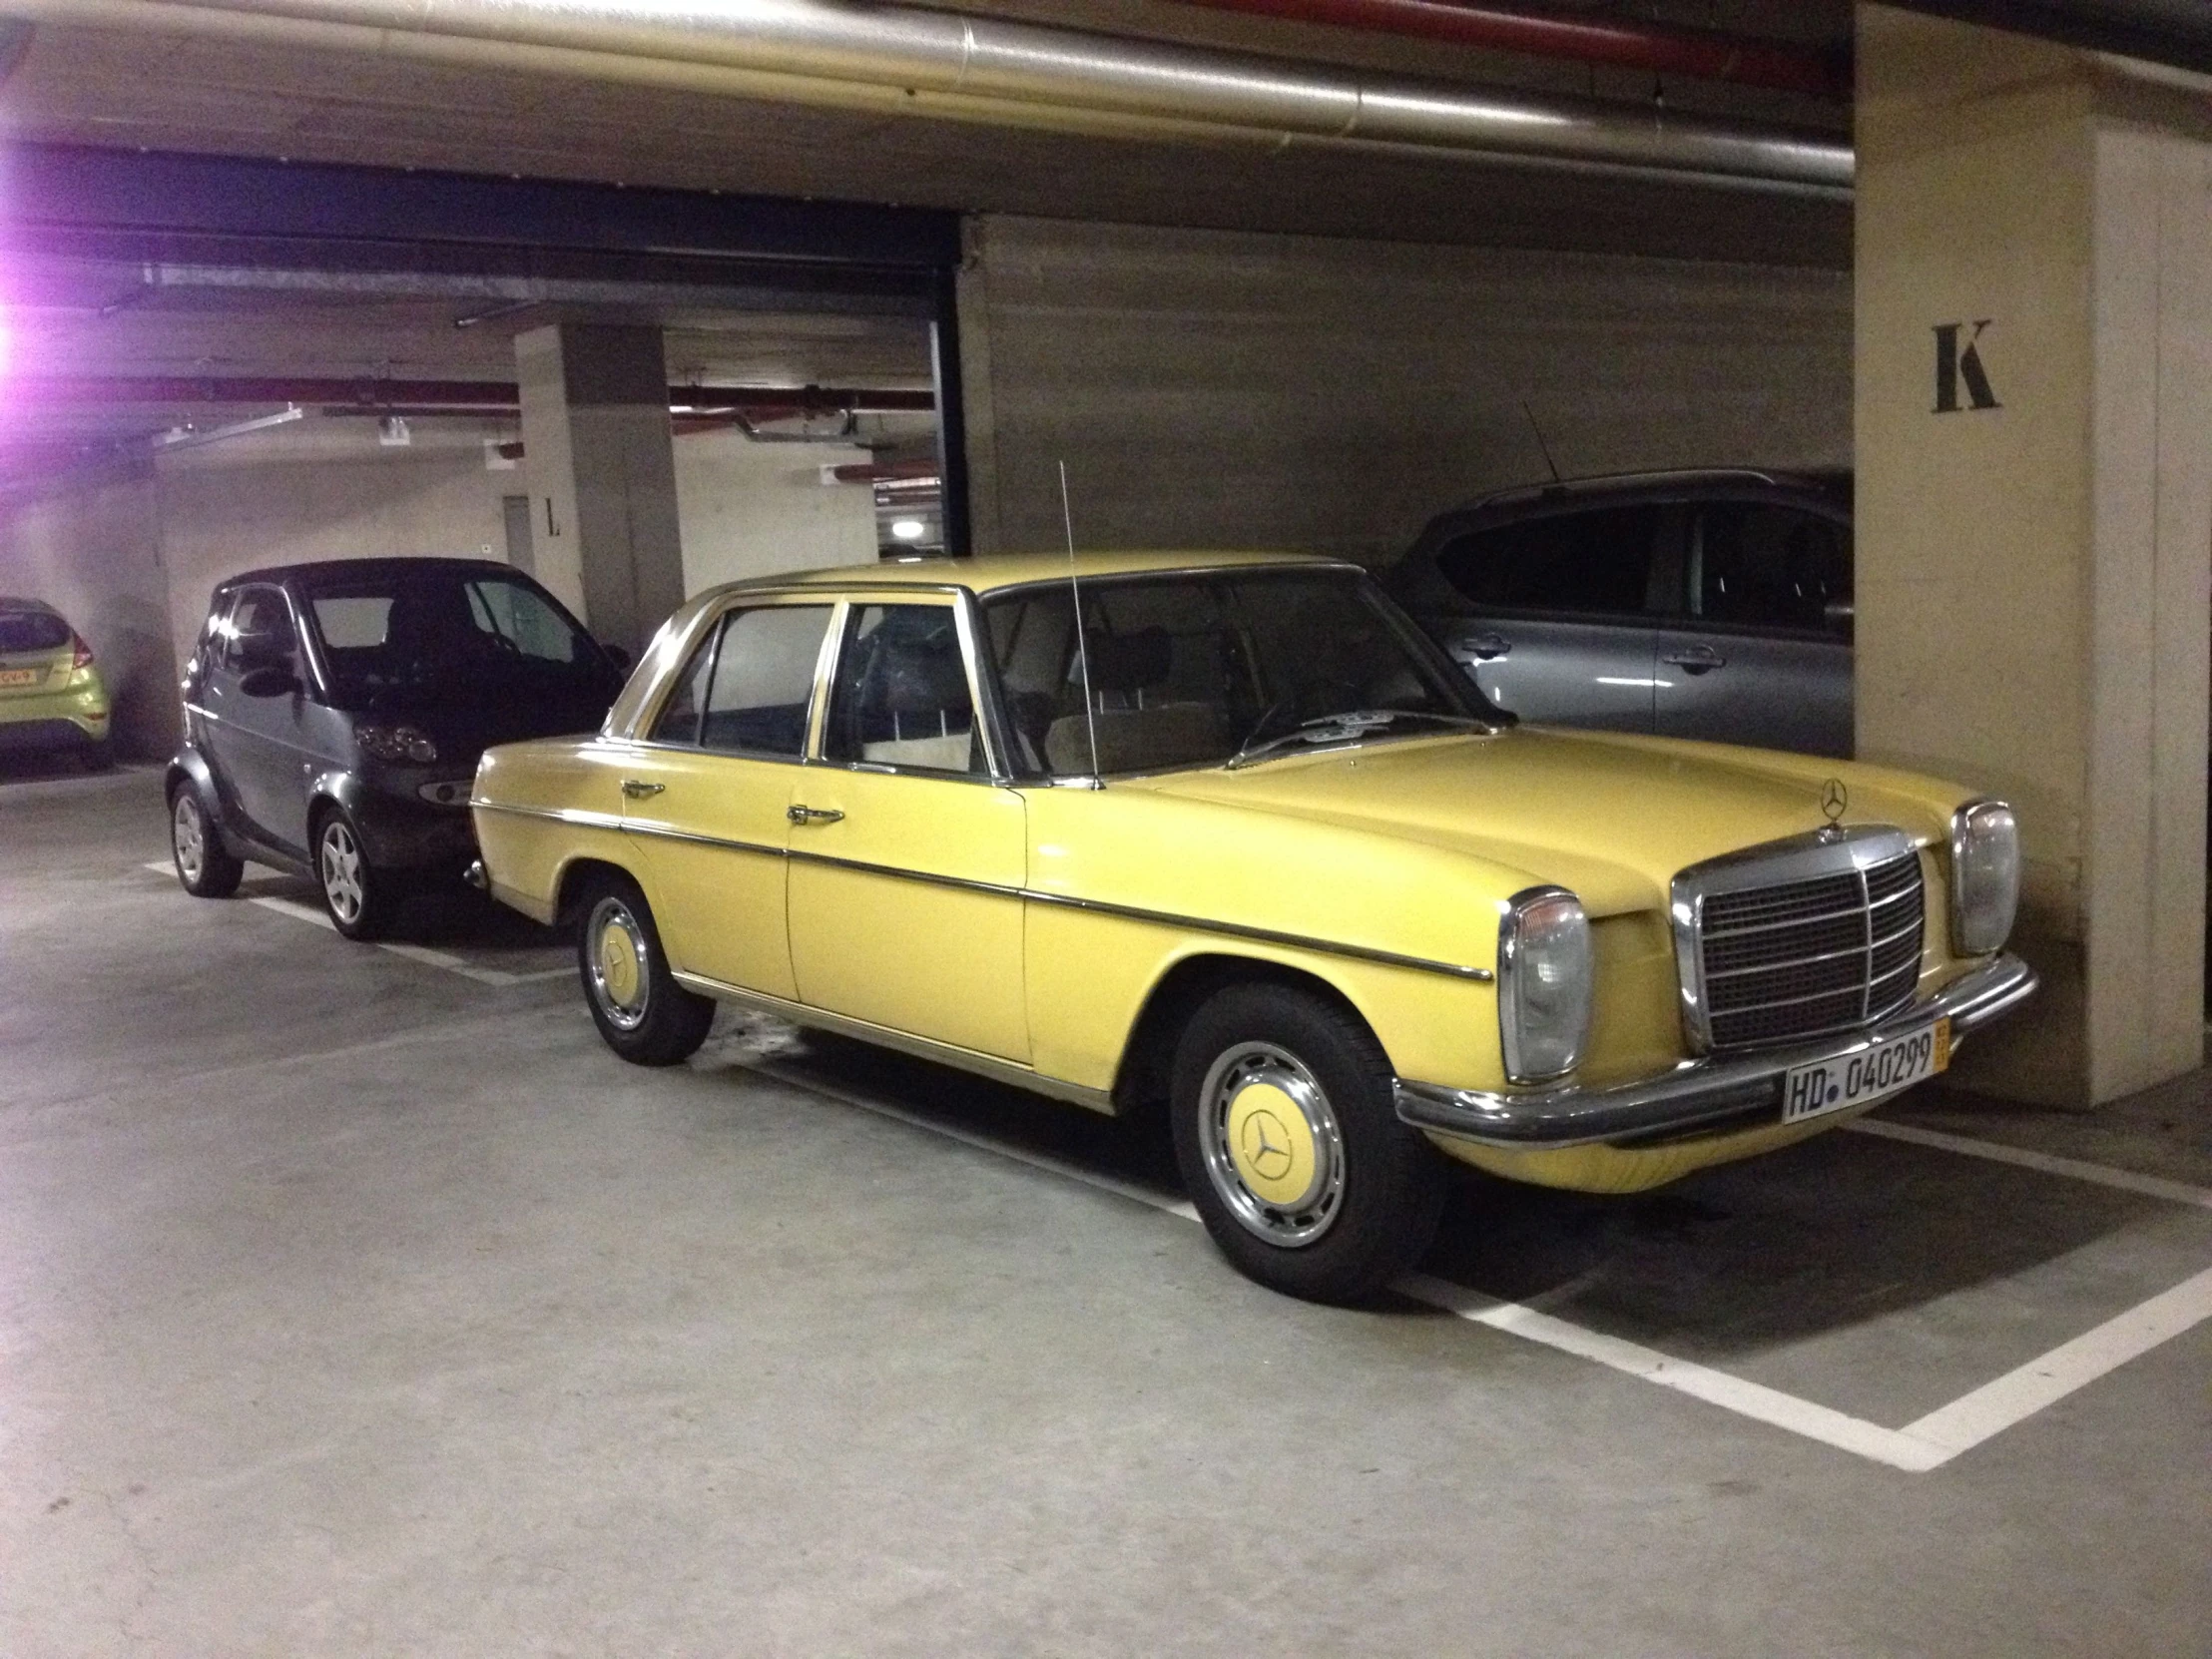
3 764 2209 1657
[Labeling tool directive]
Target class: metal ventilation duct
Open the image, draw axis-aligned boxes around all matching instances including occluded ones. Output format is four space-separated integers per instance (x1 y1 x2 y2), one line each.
8 0 1853 195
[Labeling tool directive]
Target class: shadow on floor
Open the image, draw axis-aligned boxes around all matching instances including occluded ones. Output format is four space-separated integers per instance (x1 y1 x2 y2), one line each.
687 1010 2187 1361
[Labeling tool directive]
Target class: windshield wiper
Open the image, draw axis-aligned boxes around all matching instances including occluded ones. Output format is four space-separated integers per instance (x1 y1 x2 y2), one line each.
1224 708 1479 771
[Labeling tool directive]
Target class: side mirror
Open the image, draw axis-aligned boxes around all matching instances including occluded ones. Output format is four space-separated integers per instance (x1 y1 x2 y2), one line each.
239 663 300 699
604 643 634 676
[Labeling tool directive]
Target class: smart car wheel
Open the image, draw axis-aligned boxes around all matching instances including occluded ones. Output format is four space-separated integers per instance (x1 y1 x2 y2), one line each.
1170 982 1445 1305
314 805 403 941
575 872 714 1066
169 783 243 898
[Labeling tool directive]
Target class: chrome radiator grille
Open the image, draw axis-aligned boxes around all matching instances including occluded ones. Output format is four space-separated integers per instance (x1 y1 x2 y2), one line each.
1677 832 1927 1052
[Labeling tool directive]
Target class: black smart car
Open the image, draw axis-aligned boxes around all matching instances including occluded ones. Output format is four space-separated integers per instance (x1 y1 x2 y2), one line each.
166 558 627 939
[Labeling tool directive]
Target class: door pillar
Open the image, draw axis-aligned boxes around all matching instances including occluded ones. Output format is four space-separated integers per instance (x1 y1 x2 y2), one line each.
1856 5 2212 1104
514 323 686 656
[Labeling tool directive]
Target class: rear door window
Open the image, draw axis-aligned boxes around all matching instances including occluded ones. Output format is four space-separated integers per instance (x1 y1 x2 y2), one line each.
1432 506 1663 617
1693 505 1853 637
650 604 832 757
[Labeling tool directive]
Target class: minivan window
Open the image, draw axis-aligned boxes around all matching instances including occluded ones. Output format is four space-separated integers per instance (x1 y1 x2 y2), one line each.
1693 505 1853 637
1432 506 1662 617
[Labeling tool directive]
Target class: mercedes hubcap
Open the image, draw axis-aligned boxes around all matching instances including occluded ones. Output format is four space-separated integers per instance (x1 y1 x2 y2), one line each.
172 795 205 883
586 897 651 1031
1200 1042 1345 1248
319 821 365 923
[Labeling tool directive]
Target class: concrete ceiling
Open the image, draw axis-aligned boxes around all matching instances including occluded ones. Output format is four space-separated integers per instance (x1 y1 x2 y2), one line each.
0 3 1853 265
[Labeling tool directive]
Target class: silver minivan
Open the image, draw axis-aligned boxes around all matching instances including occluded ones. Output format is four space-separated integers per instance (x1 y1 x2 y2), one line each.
1382 468 1853 759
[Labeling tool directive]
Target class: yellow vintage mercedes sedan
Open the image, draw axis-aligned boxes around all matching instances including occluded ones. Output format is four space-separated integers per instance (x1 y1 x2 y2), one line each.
470 550 2034 1303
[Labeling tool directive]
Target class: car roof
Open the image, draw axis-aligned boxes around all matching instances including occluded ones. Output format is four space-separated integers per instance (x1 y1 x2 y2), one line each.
713 547 1353 601
1449 466 1851 517
215 556 522 592
0 597 62 614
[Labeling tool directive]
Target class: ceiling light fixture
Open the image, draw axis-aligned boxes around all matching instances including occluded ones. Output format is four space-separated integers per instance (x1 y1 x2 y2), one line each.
889 518 926 541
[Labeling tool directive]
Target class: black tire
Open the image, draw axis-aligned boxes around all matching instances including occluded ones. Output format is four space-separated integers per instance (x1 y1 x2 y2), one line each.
574 870 715 1066
1170 982 1445 1305
312 803 406 942
169 782 244 899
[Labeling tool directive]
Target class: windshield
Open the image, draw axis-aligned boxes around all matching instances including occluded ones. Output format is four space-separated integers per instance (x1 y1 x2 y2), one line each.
299 568 603 701
982 568 1498 779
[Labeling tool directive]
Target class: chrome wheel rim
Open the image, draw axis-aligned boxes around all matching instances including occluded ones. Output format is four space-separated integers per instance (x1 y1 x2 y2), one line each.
585 896 651 1031
319 819 365 924
172 793 206 884
1199 1041 1346 1248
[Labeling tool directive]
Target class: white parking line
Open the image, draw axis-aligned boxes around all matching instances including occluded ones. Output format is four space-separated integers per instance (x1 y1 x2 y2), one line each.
145 860 569 985
734 1053 2212 1474
1846 1116 2212 1209
153 851 2212 1468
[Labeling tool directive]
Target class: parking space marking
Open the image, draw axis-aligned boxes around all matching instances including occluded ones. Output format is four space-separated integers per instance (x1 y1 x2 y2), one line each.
143 860 570 985
1847 1116 2212 1210
1898 1264 2212 1459
733 1054 2212 1474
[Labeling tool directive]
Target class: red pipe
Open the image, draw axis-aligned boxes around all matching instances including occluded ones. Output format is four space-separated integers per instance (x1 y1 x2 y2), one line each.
10 376 936 413
1171 0 1848 100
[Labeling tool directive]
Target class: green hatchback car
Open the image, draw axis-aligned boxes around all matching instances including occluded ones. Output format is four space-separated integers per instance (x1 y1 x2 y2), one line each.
0 599 112 769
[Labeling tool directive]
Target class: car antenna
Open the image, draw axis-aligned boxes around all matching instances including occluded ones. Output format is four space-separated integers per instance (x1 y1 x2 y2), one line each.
1059 459 1105 789
1522 400 1564 488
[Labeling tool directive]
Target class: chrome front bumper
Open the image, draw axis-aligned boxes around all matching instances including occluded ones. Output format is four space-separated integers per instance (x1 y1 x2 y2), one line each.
1395 952 2037 1151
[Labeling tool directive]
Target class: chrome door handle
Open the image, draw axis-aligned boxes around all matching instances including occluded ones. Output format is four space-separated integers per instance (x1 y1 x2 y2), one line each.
621 779 665 799
1461 632 1512 661
788 805 844 826
1661 646 1726 674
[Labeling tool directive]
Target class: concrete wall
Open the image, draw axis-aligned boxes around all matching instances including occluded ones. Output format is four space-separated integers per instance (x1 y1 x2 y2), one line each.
1856 4 2212 1105
673 426 879 591
958 215 1853 562
154 418 512 669
0 462 179 758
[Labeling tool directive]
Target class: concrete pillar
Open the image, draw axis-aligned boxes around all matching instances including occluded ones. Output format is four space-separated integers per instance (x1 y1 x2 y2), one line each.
514 324 686 655
1856 5 2212 1105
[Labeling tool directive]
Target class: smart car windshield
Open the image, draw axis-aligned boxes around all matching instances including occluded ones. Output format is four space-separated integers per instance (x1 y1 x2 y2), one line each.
299 568 603 701
982 567 1501 779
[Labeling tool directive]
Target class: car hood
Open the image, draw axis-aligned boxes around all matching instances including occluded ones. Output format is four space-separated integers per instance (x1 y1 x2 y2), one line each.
346 684 614 763
1135 727 1958 918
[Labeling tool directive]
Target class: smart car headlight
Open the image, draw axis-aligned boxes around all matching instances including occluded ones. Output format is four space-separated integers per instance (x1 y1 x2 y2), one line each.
356 722 439 765
1949 799 2019 956
1498 886 1592 1083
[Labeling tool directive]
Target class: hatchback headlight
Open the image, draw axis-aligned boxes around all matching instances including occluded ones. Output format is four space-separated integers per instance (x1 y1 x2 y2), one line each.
1949 800 2019 956
356 722 439 765
1498 886 1592 1082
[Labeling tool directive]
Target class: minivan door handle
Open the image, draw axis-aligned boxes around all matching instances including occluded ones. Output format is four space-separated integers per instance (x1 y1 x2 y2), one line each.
620 779 665 799
1661 645 1726 674
788 804 844 826
1460 632 1512 661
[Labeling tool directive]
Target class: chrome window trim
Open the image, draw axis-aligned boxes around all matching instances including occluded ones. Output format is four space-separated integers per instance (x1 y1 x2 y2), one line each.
1668 824 1921 1056
468 799 1490 983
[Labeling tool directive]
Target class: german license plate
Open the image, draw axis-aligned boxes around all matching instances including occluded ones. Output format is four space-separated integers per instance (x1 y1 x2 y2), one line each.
1783 1017 1950 1125
0 668 37 687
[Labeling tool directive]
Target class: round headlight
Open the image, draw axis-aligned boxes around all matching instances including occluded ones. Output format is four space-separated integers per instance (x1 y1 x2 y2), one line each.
1949 799 2019 956
356 722 439 765
1498 885 1593 1083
